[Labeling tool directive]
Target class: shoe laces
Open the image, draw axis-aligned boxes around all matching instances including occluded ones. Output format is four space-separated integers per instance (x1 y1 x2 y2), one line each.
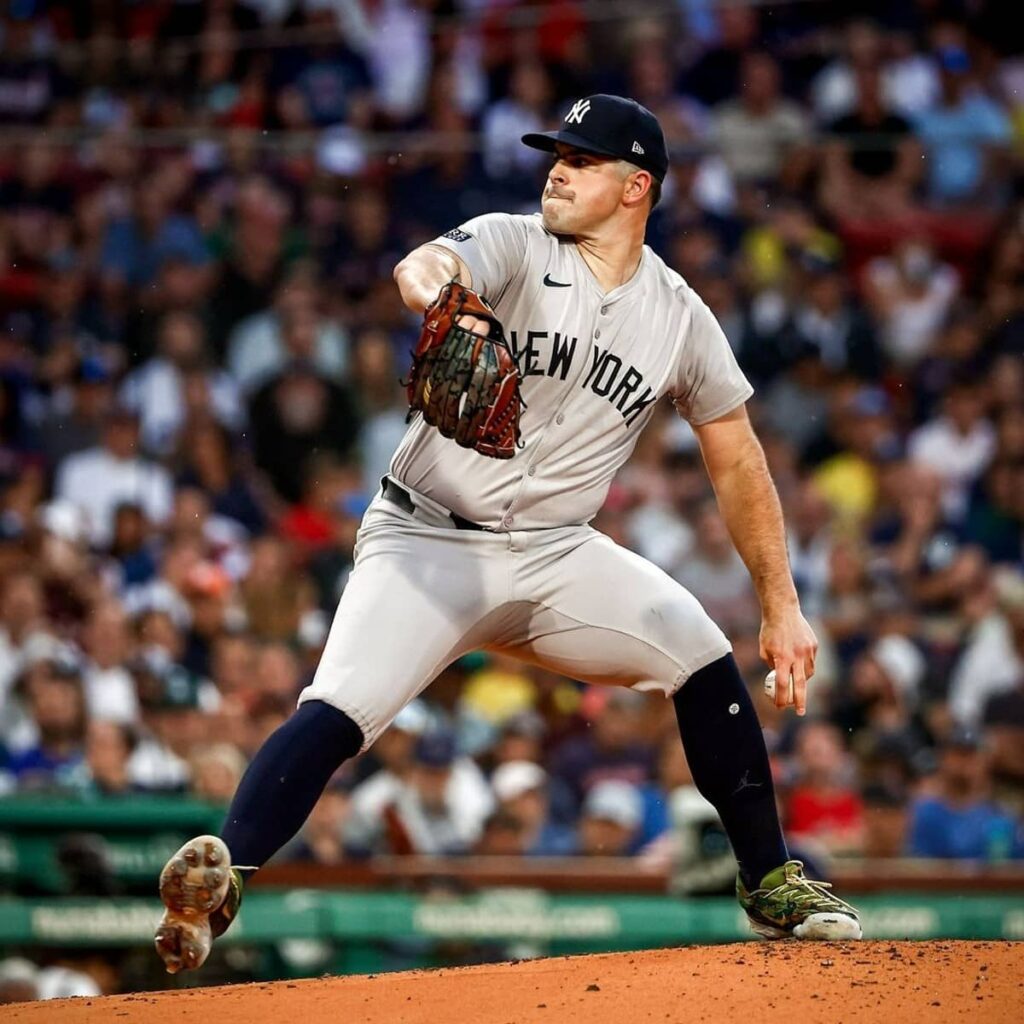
765 861 859 916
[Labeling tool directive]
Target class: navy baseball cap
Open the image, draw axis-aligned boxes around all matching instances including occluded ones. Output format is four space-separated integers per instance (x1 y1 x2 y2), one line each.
522 94 669 182
414 729 458 768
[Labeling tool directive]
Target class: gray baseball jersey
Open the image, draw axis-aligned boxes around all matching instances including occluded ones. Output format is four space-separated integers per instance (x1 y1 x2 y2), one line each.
389 212 753 530
299 211 749 748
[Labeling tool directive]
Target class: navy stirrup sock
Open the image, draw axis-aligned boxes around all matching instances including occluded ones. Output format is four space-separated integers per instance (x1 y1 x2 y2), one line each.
672 653 788 890
220 700 363 870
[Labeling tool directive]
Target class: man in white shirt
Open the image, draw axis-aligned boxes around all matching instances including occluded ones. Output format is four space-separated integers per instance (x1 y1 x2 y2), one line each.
908 379 996 523
226 273 348 395
81 601 139 726
345 728 494 855
711 52 809 185
949 574 1024 727
54 407 173 549
120 310 243 456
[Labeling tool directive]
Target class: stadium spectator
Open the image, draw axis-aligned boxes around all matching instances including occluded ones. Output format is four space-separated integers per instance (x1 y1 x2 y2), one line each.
490 760 577 856
0 958 99 1003
949 573 1024 728
626 41 707 156
490 711 548 770
908 377 996 522
836 635 928 750
128 646 205 792
0 3 70 126
548 688 656 810
474 808 531 856
324 189 403 327
206 175 304 353
120 311 243 456
459 654 538 733
271 3 373 131
83 720 136 796
346 728 494 855
241 536 318 641
226 268 349 396
810 19 938 123
914 47 1012 208
174 420 267 536
0 572 47 746
37 357 116 468
292 785 351 864
348 328 406 492
785 721 865 855
673 500 758 635
810 387 898 524
982 612 1024 805
680 4 759 106
5 644 88 789
248 360 360 504
775 250 882 381
578 780 645 856
80 600 138 726
99 175 208 295
711 52 810 188
0 143 73 280
864 239 960 369
820 64 920 221
786 480 834 617
481 59 553 206
861 782 910 858
641 740 734 891
907 727 1023 860
53 406 174 548
189 742 247 804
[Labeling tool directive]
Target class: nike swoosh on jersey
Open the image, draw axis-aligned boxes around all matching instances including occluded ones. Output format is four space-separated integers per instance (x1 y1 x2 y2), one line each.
542 274 571 288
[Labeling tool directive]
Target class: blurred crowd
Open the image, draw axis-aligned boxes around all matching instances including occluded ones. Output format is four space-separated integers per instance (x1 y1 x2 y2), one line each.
1 0 1023 883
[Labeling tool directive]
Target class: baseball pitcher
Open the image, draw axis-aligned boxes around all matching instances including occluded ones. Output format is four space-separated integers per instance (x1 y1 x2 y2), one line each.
155 95 860 974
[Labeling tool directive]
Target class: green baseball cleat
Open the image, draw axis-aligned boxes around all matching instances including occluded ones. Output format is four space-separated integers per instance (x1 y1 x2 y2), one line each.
154 836 245 973
737 860 862 940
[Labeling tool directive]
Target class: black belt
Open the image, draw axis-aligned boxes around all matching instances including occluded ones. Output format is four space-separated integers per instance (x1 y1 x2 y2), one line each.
382 478 487 532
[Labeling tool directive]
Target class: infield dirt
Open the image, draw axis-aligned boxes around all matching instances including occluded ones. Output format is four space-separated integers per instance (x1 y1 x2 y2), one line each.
2 940 1021 1023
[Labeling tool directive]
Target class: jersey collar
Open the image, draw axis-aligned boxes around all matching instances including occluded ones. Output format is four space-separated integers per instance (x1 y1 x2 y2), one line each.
569 242 650 302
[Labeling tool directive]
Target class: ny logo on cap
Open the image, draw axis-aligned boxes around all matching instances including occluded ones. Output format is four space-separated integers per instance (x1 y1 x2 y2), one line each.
565 99 591 125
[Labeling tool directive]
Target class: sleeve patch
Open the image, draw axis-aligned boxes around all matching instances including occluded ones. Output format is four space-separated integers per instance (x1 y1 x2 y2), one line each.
442 228 472 242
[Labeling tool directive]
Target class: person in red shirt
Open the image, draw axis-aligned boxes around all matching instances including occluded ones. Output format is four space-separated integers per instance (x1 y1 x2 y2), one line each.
786 721 865 855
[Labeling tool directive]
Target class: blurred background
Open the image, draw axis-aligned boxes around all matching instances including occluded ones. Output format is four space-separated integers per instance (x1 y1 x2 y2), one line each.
1 0 1023 1003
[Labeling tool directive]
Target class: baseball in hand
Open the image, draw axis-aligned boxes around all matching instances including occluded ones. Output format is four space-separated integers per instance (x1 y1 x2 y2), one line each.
764 669 794 705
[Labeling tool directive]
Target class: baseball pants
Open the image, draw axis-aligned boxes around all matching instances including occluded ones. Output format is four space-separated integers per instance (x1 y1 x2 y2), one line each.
298 479 732 751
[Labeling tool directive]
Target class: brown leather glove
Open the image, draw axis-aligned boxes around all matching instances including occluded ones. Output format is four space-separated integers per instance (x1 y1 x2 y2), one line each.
405 281 524 459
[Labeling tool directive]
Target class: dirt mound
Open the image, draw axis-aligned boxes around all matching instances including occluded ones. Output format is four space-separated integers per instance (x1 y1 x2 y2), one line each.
4 941 1020 1023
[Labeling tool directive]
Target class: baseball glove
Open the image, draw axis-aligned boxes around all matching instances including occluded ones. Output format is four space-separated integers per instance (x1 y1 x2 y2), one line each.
405 280 524 459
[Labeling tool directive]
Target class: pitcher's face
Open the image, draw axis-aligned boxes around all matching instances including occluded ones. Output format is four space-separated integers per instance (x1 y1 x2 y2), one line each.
541 144 632 236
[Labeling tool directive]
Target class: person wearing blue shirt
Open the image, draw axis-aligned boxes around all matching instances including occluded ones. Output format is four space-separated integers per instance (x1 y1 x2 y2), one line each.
490 760 579 856
907 727 1023 860
100 179 209 291
914 48 1011 206
5 652 89 792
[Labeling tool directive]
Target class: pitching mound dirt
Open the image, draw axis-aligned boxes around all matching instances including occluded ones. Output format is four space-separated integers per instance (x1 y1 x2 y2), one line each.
3 941 1020 1023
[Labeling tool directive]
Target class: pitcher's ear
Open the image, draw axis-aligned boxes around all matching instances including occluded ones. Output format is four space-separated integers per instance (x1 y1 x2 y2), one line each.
625 170 653 207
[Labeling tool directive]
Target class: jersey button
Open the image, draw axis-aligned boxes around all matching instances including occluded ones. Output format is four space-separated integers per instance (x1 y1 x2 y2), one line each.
595 329 601 339
601 306 608 315
503 515 514 527
556 413 565 425
528 466 536 477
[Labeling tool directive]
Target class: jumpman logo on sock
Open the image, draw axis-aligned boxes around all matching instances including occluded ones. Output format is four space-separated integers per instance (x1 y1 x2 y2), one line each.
732 769 764 795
